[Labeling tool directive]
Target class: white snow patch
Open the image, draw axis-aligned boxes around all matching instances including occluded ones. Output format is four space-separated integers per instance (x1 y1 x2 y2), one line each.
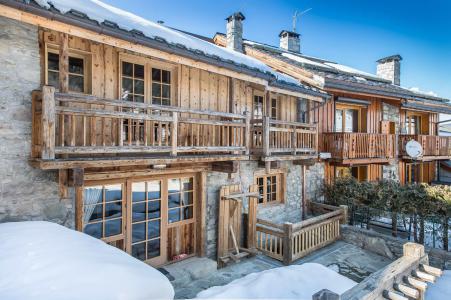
324 62 382 80
0 221 174 300
281 52 333 69
196 263 356 299
425 270 451 300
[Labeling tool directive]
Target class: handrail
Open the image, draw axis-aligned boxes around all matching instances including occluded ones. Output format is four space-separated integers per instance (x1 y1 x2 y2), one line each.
399 134 451 157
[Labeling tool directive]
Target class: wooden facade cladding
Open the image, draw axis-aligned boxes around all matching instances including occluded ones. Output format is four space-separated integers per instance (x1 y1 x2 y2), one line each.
30 29 320 169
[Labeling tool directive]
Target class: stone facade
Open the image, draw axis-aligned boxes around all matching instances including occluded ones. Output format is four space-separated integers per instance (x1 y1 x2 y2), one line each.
376 56 401 86
382 164 399 181
226 13 244 53
382 102 400 132
0 16 74 227
279 31 301 53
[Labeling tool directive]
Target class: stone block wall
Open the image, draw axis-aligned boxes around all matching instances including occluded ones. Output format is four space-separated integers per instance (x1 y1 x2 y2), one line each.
0 16 74 227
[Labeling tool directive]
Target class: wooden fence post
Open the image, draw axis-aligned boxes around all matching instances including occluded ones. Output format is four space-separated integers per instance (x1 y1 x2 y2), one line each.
244 111 251 155
263 116 270 157
171 112 178 156
247 185 258 250
339 205 348 225
283 222 293 265
41 86 56 160
74 168 85 232
291 125 297 154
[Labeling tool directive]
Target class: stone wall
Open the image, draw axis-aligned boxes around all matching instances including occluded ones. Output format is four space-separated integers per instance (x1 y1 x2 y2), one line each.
382 163 399 181
341 225 451 269
0 16 74 227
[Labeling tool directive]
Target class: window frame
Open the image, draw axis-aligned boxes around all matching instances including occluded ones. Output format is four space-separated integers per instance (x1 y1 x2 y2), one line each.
335 103 362 133
44 44 91 94
253 91 265 119
254 171 285 205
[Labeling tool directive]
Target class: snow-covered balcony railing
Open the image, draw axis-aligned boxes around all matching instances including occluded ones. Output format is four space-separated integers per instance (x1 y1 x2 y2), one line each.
256 203 347 265
322 132 396 162
399 134 451 159
251 117 318 158
31 86 250 161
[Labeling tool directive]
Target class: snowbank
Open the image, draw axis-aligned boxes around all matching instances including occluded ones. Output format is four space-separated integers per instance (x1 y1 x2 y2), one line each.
425 270 451 300
196 263 357 299
0 221 174 300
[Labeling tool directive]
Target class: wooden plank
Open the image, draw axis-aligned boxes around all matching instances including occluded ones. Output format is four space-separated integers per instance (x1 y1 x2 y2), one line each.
58 169 68 199
41 86 56 159
58 32 69 93
196 171 207 257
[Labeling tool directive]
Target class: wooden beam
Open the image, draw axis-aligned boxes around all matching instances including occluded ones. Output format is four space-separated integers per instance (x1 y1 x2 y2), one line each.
58 32 69 93
58 169 68 199
196 171 207 257
74 186 84 231
41 86 56 159
211 161 238 173
73 168 84 187
83 167 208 181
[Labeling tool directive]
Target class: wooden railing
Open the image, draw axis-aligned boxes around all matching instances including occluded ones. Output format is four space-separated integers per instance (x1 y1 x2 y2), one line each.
399 134 451 157
256 203 346 265
32 86 250 159
251 117 318 156
322 132 396 160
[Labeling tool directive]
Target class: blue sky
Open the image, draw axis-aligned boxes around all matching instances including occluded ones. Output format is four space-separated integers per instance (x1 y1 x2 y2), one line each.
103 0 451 99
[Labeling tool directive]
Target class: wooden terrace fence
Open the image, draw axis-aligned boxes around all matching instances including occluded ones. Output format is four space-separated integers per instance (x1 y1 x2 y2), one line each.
256 203 346 265
322 132 396 160
399 134 451 157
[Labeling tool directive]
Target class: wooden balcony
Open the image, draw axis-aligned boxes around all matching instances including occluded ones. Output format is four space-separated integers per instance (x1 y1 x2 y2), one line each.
399 135 451 161
251 117 318 161
322 132 396 164
31 86 251 169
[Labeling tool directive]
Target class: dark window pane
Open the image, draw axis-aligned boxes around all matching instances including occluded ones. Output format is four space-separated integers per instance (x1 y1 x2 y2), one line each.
134 64 144 79
168 193 180 209
147 239 160 259
161 99 170 106
48 71 59 88
88 204 103 222
69 57 84 74
168 208 181 223
48 52 59 70
105 185 122 202
105 202 122 219
162 70 171 84
147 181 161 200
69 75 84 92
132 222 145 243
148 200 160 220
132 242 146 261
152 68 161 81
122 62 133 77
152 98 162 105
258 177 264 185
132 202 146 222
134 79 144 95
122 77 133 95
134 95 144 103
152 83 161 97
147 220 160 239
105 219 121 237
183 206 193 220
168 178 181 193
182 178 193 191
132 182 146 202
162 84 170 98
182 192 193 206
271 192 277 201
84 222 102 239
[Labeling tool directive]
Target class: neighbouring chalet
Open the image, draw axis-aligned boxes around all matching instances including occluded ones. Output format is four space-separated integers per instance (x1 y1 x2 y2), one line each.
213 23 451 185
0 1 330 267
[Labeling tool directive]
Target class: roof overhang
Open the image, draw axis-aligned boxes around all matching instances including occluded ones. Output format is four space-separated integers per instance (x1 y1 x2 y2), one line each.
401 100 451 115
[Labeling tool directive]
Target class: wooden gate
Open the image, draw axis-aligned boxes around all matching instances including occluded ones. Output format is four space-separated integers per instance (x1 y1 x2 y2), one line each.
217 184 258 267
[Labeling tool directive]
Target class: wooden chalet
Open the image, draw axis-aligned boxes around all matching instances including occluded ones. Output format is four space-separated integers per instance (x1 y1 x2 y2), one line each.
0 1 329 266
213 31 451 185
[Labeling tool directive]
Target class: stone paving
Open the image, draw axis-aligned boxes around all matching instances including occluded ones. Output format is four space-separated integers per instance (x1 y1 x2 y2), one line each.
160 241 393 299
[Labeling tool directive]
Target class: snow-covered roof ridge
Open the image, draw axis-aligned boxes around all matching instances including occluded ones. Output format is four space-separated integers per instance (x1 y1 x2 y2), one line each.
25 0 327 98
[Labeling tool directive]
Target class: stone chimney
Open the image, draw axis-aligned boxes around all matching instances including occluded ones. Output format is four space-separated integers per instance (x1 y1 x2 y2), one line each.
279 30 301 53
376 55 402 86
226 12 245 53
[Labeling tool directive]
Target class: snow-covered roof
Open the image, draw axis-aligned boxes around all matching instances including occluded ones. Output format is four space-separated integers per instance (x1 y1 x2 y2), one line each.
0 221 174 300
20 0 328 98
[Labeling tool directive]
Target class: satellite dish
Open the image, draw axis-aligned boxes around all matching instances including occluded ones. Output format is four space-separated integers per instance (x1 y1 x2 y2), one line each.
405 140 423 159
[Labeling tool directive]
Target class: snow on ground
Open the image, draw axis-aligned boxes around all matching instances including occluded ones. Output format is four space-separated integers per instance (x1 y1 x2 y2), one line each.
425 270 451 300
0 221 174 300
196 263 357 299
33 0 298 84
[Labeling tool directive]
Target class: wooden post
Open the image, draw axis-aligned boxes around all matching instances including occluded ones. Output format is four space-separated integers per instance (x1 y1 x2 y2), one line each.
291 125 297 154
59 33 69 93
247 185 258 250
244 111 251 155
339 205 348 225
171 112 178 156
196 171 207 257
263 116 270 157
41 86 56 159
283 222 293 265
74 168 84 232
58 169 68 199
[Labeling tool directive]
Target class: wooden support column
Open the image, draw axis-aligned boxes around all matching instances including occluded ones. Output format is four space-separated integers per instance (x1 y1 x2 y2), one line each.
247 185 258 250
301 165 307 219
41 86 56 159
244 111 251 155
263 116 270 157
58 169 68 199
58 33 69 93
171 112 178 156
282 222 293 265
74 168 85 232
196 171 207 257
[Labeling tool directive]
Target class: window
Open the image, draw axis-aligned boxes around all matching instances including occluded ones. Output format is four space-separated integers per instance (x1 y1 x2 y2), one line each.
151 68 171 106
336 166 368 182
131 181 162 261
121 61 145 103
406 115 422 135
83 184 124 240
168 177 194 223
271 98 278 120
298 98 309 123
46 51 88 93
335 108 359 132
253 95 264 119
256 173 283 204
